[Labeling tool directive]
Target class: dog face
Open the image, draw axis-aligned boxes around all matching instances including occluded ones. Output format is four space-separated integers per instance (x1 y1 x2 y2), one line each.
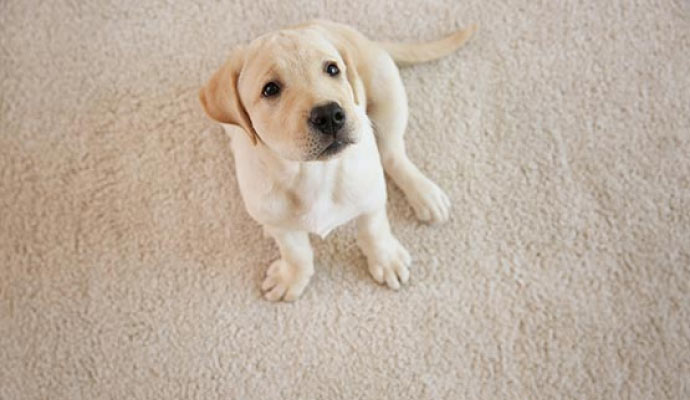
200 29 364 161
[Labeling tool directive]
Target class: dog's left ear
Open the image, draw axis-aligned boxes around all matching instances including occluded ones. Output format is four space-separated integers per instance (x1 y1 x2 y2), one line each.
340 48 366 107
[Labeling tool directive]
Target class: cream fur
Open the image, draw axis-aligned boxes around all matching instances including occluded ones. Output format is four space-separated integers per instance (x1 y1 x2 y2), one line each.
203 20 467 300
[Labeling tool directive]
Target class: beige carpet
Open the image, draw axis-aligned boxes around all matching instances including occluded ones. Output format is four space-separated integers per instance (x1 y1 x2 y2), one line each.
2 0 689 398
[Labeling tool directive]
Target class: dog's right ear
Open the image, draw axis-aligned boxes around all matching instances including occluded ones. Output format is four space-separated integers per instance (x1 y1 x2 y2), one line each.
199 48 258 145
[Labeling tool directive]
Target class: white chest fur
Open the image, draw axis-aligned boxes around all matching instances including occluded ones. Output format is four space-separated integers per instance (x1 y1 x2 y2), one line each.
224 116 386 238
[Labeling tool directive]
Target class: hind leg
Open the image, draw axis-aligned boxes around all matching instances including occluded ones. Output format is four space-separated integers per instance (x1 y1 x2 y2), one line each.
367 55 450 223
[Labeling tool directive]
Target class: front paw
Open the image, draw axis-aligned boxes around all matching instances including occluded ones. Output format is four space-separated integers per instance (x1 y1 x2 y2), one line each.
365 237 412 290
261 259 312 302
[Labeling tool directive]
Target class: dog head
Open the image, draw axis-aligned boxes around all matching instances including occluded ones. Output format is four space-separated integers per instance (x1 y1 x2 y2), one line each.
200 28 365 161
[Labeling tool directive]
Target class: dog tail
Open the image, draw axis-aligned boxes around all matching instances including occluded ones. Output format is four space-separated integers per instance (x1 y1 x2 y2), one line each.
378 24 477 65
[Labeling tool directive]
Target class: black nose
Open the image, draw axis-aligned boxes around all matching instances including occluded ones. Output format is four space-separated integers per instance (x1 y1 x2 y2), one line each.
309 102 346 135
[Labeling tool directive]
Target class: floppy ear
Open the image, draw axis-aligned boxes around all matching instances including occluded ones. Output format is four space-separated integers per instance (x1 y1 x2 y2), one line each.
199 49 258 145
340 48 366 108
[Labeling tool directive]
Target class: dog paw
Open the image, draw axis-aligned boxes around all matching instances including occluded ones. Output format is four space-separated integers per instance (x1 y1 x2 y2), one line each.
261 259 312 302
405 177 451 224
366 237 412 290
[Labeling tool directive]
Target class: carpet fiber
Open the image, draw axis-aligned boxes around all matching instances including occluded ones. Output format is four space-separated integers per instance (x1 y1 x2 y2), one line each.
1 1 689 398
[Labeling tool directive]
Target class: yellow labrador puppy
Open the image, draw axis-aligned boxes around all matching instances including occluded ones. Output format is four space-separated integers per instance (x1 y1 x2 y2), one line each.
200 20 476 301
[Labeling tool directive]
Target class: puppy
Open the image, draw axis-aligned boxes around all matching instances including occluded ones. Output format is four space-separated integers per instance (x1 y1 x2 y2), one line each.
199 20 476 301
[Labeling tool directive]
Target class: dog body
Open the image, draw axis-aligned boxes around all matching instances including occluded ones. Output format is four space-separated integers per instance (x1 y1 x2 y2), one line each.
226 103 385 238
201 20 476 301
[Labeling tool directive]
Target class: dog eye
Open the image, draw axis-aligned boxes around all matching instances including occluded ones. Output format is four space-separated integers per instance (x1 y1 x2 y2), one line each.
325 63 340 77
262 82 280 97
